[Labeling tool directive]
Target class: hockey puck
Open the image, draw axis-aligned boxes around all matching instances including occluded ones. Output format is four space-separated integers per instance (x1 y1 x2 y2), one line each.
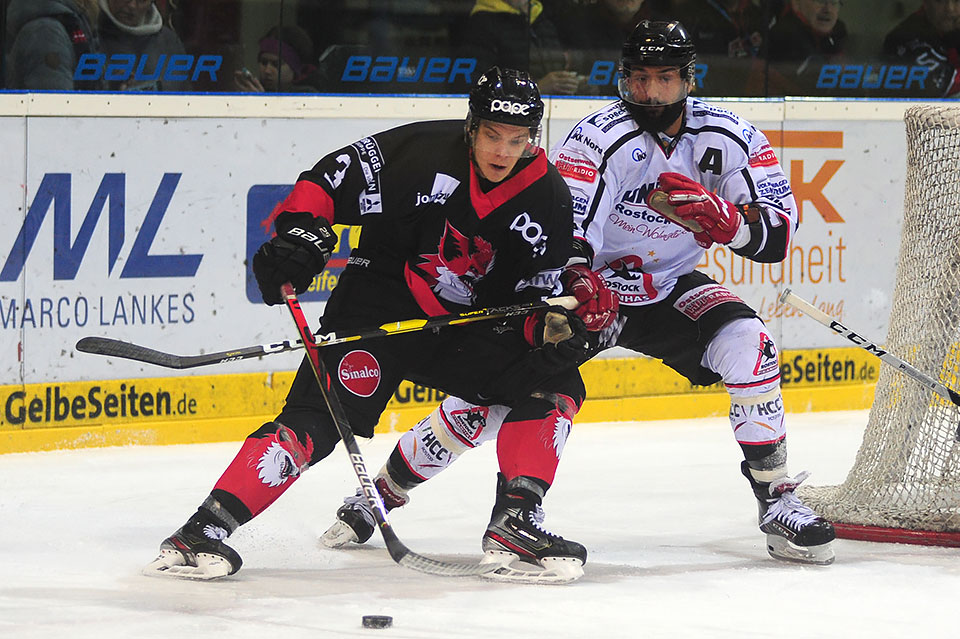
362 615 393 629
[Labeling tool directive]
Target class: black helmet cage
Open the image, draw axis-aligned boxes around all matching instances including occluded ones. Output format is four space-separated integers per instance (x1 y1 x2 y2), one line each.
466 66 544 157
618 20 697 106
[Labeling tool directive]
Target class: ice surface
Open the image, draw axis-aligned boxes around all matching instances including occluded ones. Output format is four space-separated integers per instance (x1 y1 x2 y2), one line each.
1 411 955 638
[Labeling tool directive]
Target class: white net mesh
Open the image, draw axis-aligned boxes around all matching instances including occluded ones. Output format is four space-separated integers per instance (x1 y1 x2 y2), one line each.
800 105 960 537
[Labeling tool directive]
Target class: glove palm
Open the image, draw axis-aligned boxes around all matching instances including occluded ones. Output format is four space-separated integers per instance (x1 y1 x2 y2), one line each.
649 172 744 248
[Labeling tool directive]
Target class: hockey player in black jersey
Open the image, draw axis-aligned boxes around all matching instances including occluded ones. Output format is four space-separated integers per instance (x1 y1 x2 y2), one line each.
322 22 836 567
143 67 618 583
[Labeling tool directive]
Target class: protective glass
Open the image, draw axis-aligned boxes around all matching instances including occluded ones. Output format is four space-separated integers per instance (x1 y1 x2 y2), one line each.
617 65 692 107
467 114 542 159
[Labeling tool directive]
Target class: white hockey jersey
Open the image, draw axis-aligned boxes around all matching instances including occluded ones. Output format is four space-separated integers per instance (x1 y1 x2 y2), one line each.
549 99 798 306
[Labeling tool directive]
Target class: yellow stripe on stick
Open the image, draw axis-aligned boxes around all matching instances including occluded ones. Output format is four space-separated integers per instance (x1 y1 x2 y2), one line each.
382 319 429 333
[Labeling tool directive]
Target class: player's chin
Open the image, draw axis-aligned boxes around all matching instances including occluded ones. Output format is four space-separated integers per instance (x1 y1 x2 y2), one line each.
479 162 512 182
639 103 667 114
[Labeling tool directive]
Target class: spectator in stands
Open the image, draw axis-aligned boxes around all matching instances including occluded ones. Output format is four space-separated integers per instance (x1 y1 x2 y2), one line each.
556 0 673 48
674 0 768 58
234 24 320 93
553 0 672 95
98 0 190 91
5 0 103 90
458 0 582 95
766 0 848 94
883 0 960 98
672 0 772 96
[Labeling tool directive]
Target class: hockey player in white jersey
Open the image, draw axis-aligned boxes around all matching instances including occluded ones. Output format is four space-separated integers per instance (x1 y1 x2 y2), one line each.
550 19 835 564
322 20 835 567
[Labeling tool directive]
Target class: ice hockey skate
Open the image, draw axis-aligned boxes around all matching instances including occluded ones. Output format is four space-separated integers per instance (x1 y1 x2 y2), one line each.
320 477 408 548
742 461 836 565
142 511 242 580
320 490 376 548
479 474 586 584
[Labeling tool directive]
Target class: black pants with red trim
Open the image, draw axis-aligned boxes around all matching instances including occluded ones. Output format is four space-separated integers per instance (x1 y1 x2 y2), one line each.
277 266 585 465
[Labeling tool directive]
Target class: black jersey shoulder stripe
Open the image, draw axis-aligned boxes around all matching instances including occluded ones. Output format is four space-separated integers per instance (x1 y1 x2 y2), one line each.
582 128 647 232
683 125 750 156
582 179 606 233
740 167 759 200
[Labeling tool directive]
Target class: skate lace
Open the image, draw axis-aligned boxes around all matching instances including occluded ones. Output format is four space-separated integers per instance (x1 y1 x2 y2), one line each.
525 505 556 537
760 490 819 529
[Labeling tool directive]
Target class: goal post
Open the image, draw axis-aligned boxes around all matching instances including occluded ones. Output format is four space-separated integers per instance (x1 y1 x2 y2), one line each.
799 105 960 547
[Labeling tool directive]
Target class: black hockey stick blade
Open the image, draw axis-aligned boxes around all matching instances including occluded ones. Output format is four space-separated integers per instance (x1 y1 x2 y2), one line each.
382 525 497 577
281 283 497 578
74 336 293 369
75 295 577 370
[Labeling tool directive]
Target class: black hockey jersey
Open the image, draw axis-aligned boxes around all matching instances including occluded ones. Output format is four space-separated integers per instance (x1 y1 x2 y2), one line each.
272 120 574 315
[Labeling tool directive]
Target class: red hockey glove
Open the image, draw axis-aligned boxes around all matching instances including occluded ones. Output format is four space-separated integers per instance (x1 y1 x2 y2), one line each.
560 264 619 331
649 172 744 248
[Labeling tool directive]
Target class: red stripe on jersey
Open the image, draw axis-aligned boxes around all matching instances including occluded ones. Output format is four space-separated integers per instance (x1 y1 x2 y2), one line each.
469 149 548 219
748 147 779 168
404 263 452 317
262 180 335 233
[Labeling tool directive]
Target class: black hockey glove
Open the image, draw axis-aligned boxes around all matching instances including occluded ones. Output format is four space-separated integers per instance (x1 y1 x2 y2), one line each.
530 307 591 367
477 308 590 404
253 211 337 305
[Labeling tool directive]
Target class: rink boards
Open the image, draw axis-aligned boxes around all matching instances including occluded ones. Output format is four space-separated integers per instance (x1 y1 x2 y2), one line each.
0 94 927 453
0 346 879 453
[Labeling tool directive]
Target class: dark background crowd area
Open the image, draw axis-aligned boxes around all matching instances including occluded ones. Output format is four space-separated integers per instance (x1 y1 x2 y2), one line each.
2 0 959 99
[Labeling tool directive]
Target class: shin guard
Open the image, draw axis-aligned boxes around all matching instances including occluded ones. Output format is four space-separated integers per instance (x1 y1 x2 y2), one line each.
703 318 786 451
496 393 580 485
212 422 314 519
389 396 510 485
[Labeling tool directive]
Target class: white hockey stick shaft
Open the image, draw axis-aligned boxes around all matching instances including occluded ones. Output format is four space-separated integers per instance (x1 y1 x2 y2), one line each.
779 289 960 407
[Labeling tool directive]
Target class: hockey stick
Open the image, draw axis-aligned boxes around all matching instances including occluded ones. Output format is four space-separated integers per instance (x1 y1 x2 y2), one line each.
780 288 960 407
280 282 496 577
75 295 577 370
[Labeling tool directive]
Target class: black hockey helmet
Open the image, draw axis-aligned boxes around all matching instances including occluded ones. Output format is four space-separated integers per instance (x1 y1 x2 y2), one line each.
466 67 544 154
618 20 697 133
620 20 697 79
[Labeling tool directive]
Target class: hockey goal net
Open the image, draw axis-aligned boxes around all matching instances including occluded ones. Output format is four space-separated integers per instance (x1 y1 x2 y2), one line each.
799 104 960 546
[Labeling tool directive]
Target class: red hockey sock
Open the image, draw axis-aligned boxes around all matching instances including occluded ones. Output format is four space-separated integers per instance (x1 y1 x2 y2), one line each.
496 394 578 485
213 423 314 518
